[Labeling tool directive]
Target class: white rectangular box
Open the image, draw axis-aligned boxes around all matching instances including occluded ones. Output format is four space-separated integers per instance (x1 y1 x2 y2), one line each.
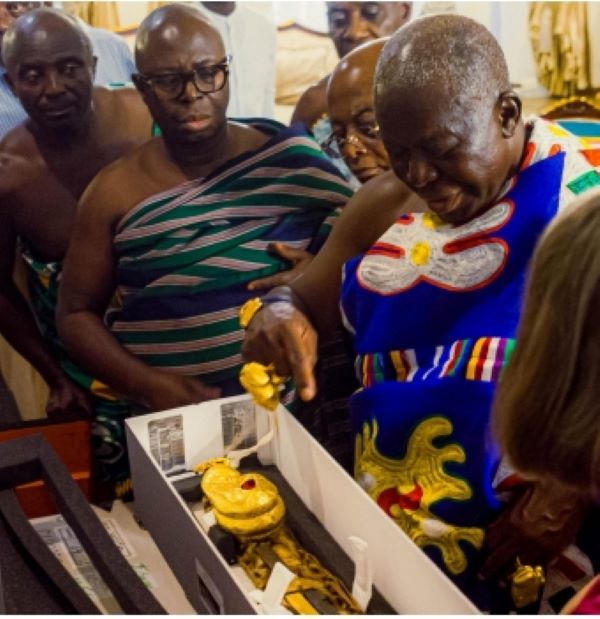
126 395 478 614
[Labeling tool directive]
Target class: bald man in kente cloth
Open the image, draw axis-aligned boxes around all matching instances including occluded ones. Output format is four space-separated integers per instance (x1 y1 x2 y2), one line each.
57 5 351 434
242 14 600 611
0 9 152 425
0 8 155 492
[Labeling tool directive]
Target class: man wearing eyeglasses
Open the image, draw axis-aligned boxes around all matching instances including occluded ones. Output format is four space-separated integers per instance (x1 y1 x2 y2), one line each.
292 2 411 191
292 2 411 131
57 5 351 417
326 37 390 185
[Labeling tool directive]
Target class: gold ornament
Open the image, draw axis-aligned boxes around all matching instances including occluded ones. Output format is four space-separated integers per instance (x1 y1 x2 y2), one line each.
196 459 362 614
239 362 283 411
511 558 545 608
201 462 285 540
239 297 264 329
354 417 484 575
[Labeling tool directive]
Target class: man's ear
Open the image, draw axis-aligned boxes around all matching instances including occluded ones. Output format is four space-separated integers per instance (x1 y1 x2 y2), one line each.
499 91 522 138
92 55 98 78
131 73 145 94
401 2 412 21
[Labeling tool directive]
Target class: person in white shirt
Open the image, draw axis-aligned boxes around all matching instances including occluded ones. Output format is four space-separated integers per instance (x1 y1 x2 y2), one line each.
200 2 276 119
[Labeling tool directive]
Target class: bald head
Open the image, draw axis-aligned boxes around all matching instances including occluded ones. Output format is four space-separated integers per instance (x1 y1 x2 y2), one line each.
329 37 387 103
375 14 509 117
2 7 92 71
327 39 389 184
135 3 224 72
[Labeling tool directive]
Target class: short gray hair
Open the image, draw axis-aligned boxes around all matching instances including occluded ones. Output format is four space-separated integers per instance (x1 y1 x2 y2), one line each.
375 14 510 114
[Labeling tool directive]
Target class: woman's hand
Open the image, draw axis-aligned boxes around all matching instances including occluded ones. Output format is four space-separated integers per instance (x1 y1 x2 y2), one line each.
480 480 589 582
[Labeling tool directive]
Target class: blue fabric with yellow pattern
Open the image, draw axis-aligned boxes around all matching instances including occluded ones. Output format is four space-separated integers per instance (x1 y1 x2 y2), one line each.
340 152 566 606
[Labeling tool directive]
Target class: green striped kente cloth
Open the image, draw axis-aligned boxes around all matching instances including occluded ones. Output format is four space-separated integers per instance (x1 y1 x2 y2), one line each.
19 244 133 484
107 120 353 395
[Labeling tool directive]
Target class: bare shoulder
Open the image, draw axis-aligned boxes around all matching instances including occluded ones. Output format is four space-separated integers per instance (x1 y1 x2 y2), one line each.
0 126 40 197
291 77 329 127
107 85 146 113
94 86 153 136
79 139 156 227
331 171 424 253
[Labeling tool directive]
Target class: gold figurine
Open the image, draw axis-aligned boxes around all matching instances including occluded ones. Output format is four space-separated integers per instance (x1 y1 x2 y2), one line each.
510 558 545 608
239 362 283 411
197 459 363 614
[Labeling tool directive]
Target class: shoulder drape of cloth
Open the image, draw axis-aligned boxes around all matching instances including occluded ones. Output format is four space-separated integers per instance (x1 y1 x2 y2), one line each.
108 120 352 391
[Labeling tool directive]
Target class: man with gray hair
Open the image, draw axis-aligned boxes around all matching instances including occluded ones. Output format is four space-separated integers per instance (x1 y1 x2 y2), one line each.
242 13 600 610
0 1 135 138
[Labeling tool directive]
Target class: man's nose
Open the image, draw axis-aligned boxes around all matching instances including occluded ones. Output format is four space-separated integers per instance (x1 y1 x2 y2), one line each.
180 75 204 102
343 9 371 44
43 70 67 96
405 153 438 188
341 132 367 161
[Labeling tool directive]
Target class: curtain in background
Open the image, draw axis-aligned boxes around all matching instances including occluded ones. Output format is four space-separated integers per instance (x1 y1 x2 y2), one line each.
63 1 120 30
146 1 172 12
529 2 590 97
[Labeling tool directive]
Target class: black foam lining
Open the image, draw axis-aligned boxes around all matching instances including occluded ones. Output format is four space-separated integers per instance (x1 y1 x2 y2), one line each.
0 434 166 614
184 455 395 614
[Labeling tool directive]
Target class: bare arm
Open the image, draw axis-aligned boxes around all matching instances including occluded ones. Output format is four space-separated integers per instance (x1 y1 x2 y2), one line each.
290 79 329 128
57 174 220 411
0 209 60 384
0 204 92 417
242 172 422 400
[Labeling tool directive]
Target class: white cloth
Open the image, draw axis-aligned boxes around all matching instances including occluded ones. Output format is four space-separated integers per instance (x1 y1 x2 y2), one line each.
201 4 276 119
84 24 136 86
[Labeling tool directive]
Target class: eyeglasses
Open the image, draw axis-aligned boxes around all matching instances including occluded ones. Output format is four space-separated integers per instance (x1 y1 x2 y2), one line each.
322 122 380 158
136 55 231 101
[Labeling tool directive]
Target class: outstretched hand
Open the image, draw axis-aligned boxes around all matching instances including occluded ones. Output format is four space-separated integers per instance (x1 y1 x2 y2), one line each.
247 242 314 291
241 300 318 402
480 480 589 582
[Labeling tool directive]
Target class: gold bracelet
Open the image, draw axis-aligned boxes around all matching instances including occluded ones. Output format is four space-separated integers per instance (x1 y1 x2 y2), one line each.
239 297 264 329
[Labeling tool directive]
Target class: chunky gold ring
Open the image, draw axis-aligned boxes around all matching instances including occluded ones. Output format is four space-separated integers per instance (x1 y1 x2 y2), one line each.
510 558 545 608
239 362 283 411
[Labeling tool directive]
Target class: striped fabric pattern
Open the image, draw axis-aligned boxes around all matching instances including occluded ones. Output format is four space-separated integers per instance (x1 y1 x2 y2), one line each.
356 337 516 388
108 122 352 390
555 118 600 146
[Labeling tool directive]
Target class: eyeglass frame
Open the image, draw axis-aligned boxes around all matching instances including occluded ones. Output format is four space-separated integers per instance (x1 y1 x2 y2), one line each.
321 121 381 158
135 54 232 101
